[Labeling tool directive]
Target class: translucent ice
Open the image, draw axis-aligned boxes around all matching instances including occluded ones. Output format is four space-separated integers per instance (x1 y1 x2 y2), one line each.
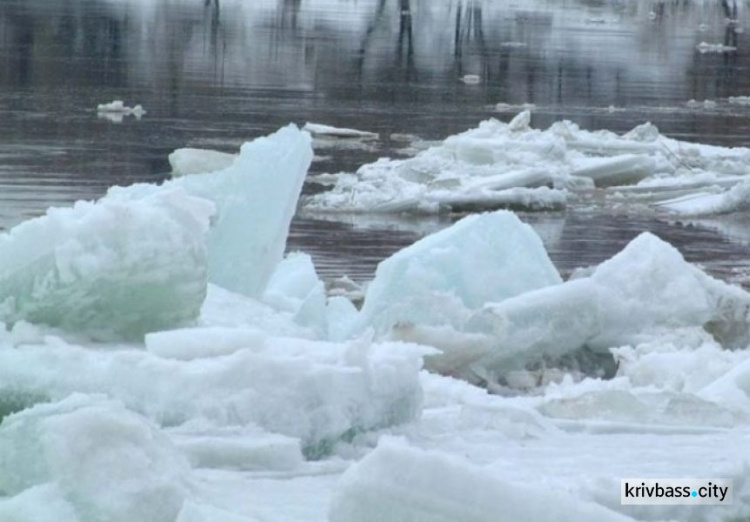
177 124 313 297
464 232 750 382
169 148 237 177
263 252 327 336
0 187 214 340
358 211 562 336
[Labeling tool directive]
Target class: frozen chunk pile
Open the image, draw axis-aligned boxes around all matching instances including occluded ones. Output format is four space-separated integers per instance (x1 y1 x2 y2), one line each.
303 112 750 216
2 116 750 521
0 125 313 339
0 188 214 340
395 231 750 383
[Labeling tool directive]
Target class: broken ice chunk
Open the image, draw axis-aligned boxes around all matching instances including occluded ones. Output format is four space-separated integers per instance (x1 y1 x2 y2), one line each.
169 148 237 177
0 394 190 522
358 211 562 336
571 154 655 187
145 327 266 360
177 124 313 298
329 438 633 522
464 233 750 383
656 180 750 216
0 188 214 340
96 100 146 122
302 122 379 140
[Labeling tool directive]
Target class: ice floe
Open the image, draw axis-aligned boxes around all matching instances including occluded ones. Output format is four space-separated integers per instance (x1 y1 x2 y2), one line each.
96 100 146 122
304 111 750 216
302 122 379 140
696 41 737 53
3 120 750 521
656 179 750 216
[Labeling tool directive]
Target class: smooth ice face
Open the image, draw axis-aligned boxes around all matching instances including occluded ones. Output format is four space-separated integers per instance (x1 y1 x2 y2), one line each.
0 188 214 340
169 148 237 177
329 438 632 522
177 124 313 298
358 211 562 335
263 252 327 336
0 394 190 522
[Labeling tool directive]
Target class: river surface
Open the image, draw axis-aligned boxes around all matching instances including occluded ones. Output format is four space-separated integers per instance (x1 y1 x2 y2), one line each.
1 0 750 285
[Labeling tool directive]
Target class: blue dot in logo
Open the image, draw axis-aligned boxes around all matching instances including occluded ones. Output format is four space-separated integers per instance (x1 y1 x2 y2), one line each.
692 491 698 498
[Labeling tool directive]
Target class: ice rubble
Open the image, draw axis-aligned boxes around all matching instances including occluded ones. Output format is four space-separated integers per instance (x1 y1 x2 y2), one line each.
368 221 750 384
459 232 750 383
357 211 561 335
0 334 427 456
303 111 750 216
0 188 214 340
4 117 750 521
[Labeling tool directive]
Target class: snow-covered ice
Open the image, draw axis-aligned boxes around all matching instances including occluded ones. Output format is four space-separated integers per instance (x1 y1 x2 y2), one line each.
330 437 633 522
3 118 750 521
0 394 189 522
0 187 214 340
303 111 750 216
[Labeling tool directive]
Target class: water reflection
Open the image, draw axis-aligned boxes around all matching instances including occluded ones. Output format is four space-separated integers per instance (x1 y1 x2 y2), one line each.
0 0 749 282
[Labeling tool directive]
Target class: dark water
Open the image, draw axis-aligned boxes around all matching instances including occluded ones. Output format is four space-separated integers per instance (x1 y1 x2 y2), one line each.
1 0 750 284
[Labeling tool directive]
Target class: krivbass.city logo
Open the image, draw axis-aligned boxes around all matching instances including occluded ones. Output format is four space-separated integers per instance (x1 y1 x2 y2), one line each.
621 478 733 505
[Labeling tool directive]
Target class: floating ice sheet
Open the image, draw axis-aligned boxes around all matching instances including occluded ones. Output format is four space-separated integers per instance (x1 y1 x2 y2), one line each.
304 112 750 215
302 122 379 140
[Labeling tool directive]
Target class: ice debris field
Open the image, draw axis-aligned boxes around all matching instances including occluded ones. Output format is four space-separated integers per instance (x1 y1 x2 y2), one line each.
2 116 750 521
